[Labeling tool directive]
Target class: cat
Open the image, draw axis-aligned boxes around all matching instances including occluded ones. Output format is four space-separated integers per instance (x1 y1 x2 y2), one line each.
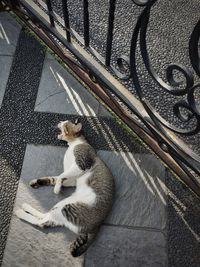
16 119 115 257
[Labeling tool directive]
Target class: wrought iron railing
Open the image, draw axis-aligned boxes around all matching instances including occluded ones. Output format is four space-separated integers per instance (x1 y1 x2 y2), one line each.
2 0 200 194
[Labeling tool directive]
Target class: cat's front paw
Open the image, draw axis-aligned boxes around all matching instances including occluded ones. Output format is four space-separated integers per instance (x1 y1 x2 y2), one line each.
15 209 26 219
22 203 32 212
30 179 39 188
53 185 61 194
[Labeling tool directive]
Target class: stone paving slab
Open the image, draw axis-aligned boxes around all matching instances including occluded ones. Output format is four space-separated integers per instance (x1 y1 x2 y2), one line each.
0 12 21 56
85 226 167 267
0 56 13 107
2 144 83 267
35 53 111 117
0 12 21 108
3 143 167 266
1 5 200 267
0 12 167 266
98 151 167 230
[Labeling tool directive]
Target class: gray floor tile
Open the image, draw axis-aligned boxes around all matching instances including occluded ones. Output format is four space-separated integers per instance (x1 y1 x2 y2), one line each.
3 144 167 266
46 52 55 60
2 145 83 267
85 226 167 267
97 103 113 117
97 151 167 230
0 12 21 56
0 56 12 107
35 53 112 117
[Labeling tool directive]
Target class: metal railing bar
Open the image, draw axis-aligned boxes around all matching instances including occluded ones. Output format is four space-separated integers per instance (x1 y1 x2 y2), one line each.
19 0 146 119
19 1 200 155
8 0 19 8
11 0 200 190
35 0 85 46
45 0 54 27
33 0 128 80
105 0 116 66
61 0 71 41
37 0 76 42
83 0 90 46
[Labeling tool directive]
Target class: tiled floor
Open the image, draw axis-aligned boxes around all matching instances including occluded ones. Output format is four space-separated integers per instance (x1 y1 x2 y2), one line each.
0 12 21 56
1 10 200 267
35 55 100 116
3 145 167 267
0 12 21 107
0 56 12 107
0 12 167 267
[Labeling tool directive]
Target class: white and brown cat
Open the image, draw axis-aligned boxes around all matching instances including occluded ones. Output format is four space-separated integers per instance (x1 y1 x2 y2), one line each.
16 119 114 257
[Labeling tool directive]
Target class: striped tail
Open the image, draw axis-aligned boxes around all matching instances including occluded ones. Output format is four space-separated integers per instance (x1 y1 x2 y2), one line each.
70 231 98 257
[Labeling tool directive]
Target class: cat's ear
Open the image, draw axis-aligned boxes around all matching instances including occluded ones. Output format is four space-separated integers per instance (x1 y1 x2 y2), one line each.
74 123 82 134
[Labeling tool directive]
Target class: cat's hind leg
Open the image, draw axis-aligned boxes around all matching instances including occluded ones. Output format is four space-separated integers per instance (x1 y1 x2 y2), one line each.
15 209 49 227
30 176 56 188
70 230 98 257
21 203 45 219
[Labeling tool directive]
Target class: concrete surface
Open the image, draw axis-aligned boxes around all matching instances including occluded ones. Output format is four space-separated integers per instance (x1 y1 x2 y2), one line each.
98 151 166 229
3 145 167 266
85 226 167 267
0 12 21 107
0 56 12 107
3 145 83 267
0 12 21 56
35 55 99 116
35 52 112 117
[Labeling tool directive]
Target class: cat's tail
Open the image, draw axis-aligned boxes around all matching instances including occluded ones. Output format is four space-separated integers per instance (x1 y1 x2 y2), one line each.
70 230 98 257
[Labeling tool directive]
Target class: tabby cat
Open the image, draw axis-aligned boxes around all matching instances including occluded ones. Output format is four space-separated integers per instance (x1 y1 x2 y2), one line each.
16 119 115 257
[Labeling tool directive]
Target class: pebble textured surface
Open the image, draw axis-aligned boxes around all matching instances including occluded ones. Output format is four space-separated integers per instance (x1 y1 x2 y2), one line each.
166 171 200 267
0 20 155 266
43 0 200 155
1 9 200 267
0 29 45 264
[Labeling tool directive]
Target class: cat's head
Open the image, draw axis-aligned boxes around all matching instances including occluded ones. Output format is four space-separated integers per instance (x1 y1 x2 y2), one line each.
57 119 83 142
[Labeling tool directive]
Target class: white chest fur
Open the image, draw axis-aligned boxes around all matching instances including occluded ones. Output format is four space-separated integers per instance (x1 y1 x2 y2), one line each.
55 171 96 211
63 139 83 171
62 139 97 206
75 171 96 206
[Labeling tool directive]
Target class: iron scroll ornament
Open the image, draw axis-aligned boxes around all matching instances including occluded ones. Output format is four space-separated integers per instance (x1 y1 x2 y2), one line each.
189 19 200 78
111 0 152 79
129 0 200 136
131 0 152 7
